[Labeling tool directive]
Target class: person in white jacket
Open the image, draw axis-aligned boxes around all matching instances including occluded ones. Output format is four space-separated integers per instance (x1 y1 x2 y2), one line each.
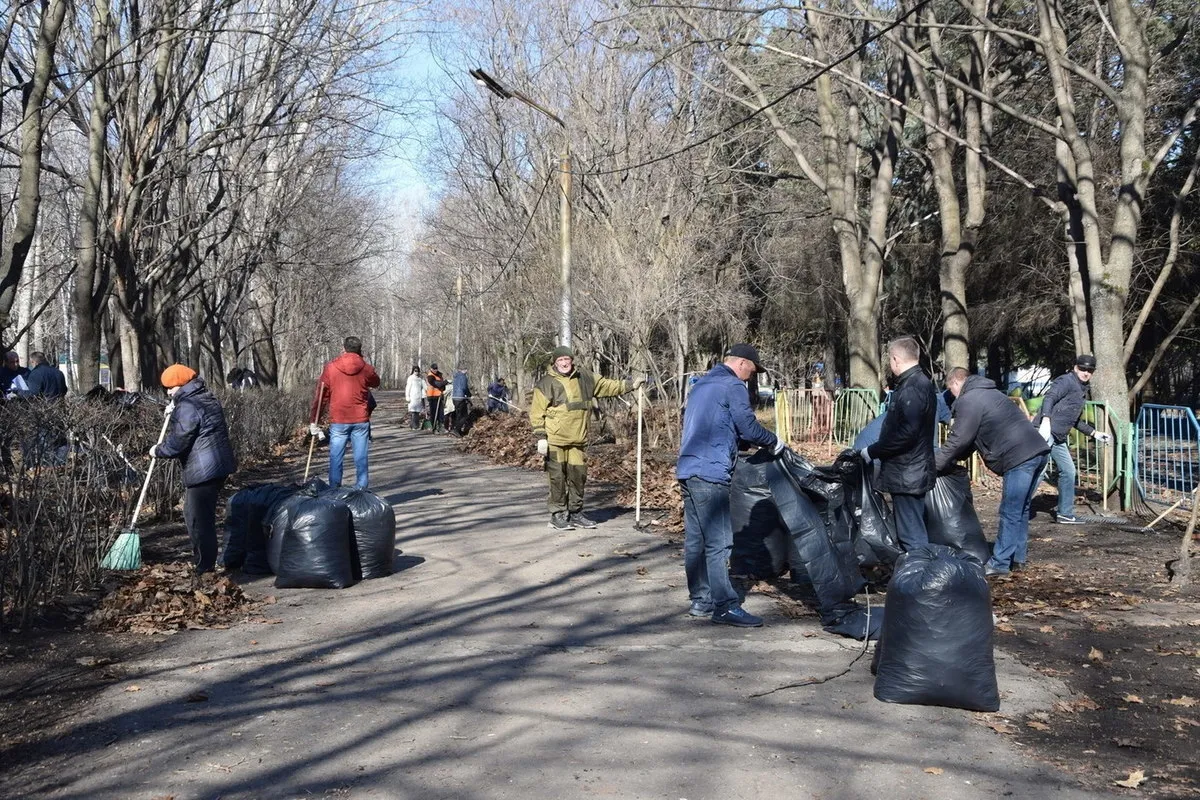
405 366 426 430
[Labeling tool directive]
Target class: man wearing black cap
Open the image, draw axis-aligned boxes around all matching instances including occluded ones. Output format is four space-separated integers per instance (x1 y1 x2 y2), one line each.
677 344 785 628
530 346 644 530
1032 354 1112 524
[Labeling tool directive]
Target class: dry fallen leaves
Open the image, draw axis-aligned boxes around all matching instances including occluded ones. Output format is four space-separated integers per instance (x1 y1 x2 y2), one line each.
1124 695 1145 704
1026 720 1051 731
923 767 944 775
1164 696 1198 707
1088 647 1104 662
1114 769 1148 788
87 562 262 634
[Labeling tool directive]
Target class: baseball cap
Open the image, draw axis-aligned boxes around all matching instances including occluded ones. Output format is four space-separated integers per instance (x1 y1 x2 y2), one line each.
1075 354 1097 371
725 343 763 371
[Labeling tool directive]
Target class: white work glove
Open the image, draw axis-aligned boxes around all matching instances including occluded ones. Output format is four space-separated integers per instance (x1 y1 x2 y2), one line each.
772 437 786 456
859 446 872 463
536 438 549 456
1038 417 1052 444
148 445 159 458
1093 431 1113 445
309 423 325 441
164 401 175 416
631 375 648 390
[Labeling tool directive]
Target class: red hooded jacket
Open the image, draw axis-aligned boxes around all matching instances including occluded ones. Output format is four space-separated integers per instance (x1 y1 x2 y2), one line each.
311 352 381 424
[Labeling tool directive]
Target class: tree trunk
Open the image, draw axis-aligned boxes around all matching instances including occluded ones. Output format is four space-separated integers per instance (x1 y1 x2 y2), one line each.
0 0 68 328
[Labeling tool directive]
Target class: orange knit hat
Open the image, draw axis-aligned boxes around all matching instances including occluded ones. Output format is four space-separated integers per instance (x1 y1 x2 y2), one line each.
160 364 197 388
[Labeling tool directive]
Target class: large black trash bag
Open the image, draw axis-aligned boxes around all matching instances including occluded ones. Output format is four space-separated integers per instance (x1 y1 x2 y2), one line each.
322 487 397 579
274 498 357 589
767 459 865 627
873 545 999 711
775 448 844 508
925 468 990 565
844 457 903 566
266 478 331 574
730 452 787 579
824 604 885 640
223 485 301 573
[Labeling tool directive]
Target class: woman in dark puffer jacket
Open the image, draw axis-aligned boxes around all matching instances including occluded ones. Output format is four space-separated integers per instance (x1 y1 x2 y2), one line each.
153 364 238 573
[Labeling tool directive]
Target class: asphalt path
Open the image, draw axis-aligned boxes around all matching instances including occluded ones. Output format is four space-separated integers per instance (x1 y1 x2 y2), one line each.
4 414 1109 799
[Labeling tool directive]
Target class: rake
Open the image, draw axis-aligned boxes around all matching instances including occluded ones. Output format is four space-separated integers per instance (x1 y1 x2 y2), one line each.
100 403 174 570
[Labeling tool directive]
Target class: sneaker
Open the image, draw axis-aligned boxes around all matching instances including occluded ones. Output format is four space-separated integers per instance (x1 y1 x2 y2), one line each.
1012 562 1027 572
711 607 763 628
688 602 713 617
569 512 599 529
1056 514 1083 524
548 512 574 531
984 564 1011 578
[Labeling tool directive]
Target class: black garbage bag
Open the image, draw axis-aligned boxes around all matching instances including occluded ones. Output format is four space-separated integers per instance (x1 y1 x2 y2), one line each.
775 448 844 508
266 478 333 575
823 604 885 640
925 468 990 565
847 460 903 566
873 545 999 711
274 497 357 589
730 452 787 579
223 485 301 573
767 459 865 626
322 487 397 579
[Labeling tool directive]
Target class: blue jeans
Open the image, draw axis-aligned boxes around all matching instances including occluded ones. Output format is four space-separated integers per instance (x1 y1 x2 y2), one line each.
990 453 1049 572
891 493 929 550
680 477 739 613
1045 442 1076 517
329 422 370 489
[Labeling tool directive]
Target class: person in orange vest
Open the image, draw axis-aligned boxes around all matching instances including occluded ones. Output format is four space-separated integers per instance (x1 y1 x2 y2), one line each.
426 363 448 433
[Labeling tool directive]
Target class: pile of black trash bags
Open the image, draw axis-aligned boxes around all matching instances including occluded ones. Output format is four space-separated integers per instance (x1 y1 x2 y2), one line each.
730 448 999 711
221 478 398 589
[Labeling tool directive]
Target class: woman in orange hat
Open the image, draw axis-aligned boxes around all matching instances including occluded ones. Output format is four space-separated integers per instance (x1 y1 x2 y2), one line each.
152 364 237 573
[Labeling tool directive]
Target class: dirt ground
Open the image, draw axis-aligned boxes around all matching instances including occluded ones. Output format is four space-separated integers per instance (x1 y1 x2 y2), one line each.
2 414 1198 797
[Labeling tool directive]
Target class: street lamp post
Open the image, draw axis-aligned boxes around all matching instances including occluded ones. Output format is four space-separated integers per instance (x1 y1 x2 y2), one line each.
470 68 572 348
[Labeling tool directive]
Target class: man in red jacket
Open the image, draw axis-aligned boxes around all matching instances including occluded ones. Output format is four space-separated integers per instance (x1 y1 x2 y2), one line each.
311 337 381 489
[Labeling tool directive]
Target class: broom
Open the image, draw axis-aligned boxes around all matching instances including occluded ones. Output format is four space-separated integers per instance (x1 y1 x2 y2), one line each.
304 384 326 481
100 402 174 570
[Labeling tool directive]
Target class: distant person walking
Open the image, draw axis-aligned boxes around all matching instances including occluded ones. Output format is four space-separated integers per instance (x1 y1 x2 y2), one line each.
1031 354 1112 524
311 337 381 489
153 364 237 574
405 366 425 430
530 346 642 530
677 344 784 628
859 336 937 550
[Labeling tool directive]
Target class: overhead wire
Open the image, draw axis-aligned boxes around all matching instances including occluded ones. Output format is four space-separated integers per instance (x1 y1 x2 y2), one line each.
578 0 934 177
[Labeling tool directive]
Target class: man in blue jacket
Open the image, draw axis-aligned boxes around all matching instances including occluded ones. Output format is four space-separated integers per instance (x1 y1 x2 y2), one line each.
677 343 785 628
1031 354 1112 523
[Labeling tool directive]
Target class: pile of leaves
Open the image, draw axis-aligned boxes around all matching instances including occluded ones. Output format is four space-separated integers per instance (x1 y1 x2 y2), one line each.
88 562 266 634
459 412 686 530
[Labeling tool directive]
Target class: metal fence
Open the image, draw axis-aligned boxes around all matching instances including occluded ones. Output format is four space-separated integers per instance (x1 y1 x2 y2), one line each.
776 388 879 451
1133 404 1199 512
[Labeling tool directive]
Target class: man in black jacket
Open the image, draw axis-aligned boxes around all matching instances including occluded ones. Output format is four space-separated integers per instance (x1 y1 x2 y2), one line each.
24 352 68 398
1031 354 1112 523
860 336 936 550
937 368 1050 576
